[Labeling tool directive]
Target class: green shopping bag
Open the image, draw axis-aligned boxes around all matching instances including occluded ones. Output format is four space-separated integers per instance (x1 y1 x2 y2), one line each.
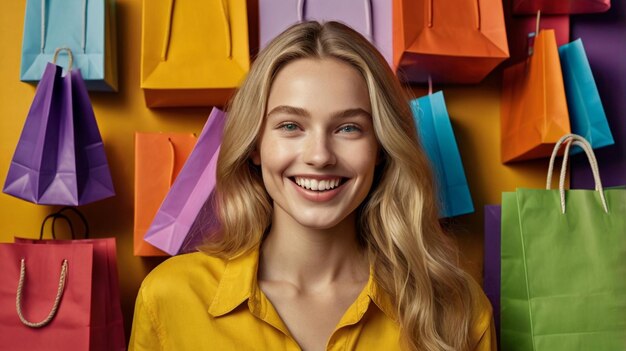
500 134 626 351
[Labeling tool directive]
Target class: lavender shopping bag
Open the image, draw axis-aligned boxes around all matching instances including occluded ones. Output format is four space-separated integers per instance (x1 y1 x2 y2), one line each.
4 49 115 205
144 108 225 255
259 0 392 66
571 0 626 188
483 205 501 345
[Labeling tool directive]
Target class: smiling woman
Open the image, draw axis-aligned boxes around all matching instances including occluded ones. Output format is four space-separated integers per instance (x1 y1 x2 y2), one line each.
129 21 496 351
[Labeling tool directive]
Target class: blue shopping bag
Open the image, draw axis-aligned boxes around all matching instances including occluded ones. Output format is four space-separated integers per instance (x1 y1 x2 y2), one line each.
410 91 474 218
559 39 614 152
20 0 117 91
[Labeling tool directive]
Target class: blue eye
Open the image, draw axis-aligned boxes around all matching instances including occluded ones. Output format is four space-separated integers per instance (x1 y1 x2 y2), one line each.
279 123 299 131
339 124 361 133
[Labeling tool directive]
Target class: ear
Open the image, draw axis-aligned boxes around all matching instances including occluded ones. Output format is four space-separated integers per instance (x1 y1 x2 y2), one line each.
250 148 261 166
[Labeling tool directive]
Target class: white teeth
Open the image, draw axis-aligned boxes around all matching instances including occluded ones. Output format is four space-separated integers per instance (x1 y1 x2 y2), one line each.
293 177 342 191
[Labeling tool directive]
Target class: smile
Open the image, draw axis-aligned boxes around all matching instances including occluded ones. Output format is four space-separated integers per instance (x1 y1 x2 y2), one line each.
292 177 346 192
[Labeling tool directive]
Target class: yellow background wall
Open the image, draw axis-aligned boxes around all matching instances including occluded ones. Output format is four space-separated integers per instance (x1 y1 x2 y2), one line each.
0 0 549 342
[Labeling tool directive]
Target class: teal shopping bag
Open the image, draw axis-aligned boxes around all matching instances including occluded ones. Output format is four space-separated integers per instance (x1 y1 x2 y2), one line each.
500 134 626 351
410 91 474 218
20 0 117 91
559 39 614 152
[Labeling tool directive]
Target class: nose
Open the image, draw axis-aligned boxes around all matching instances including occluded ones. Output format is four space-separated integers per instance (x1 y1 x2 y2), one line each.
303 131 336 168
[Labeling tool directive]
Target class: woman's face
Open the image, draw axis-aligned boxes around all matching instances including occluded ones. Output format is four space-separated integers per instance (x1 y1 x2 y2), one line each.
252 57 379 230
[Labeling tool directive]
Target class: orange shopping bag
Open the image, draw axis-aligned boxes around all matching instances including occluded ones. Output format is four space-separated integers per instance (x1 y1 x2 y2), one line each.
500 29 571 163
134 133 197 256
393 0 509 84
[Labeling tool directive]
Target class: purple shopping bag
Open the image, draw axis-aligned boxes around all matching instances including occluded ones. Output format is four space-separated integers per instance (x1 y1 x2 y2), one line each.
144 108 225 255
483 205 501 345
571 0 626 188
4 49 115 205
259 0 392 67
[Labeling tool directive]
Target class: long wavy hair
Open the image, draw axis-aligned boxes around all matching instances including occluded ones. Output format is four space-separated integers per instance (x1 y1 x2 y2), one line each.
200 21 473 351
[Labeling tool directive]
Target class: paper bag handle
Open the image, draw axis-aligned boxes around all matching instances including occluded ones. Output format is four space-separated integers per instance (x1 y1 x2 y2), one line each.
161 0 231 61
39 207 90 240
16 259 69 328
297 0 373 40
52 47 74 71
428 0 481 30
546 134 608 214
41 0 87 53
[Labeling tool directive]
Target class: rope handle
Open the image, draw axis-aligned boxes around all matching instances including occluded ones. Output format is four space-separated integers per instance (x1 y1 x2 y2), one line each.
16 259 68 328
297 0 373 40
40 0 87 53
52 47 74 71
161 0 231 60
428 0 481 30
546 134 608 214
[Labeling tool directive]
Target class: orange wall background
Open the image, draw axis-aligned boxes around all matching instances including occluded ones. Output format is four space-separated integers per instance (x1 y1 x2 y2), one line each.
0 0 550 341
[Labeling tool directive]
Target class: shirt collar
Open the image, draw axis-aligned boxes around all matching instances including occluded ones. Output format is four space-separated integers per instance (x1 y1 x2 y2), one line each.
207 245 397 321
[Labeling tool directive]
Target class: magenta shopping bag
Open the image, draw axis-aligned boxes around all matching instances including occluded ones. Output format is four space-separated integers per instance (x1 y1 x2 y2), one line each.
571 0 626 188
144 108 225 255
259 0 392 66
4 50 115 205
0 242 94 350
512 0 610 15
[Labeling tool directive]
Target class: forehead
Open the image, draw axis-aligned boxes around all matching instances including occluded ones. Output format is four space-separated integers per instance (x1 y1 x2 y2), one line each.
266 57 371 116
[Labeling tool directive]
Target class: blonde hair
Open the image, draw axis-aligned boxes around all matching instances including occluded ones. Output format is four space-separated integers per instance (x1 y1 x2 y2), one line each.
201 21 473 351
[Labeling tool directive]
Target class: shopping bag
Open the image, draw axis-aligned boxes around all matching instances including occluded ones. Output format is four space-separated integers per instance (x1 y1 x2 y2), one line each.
140 0 249 107
13 207 125 351
571 2 626 188
559 39 614 152
500 134 626 351
483 205 501 345
4 50 116 205
20 0 117 91
393 0 509 84
512 0 610 15
410 91 474 217
500 29 571 163
144 108 225 255
259 0 392 66
134 132 197 256
504 5 569 64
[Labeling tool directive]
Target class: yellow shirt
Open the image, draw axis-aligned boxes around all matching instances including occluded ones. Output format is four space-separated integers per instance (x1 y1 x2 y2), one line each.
129 247 496 350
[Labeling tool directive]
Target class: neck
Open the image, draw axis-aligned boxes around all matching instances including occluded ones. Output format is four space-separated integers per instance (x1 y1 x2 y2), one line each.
258 210 369 290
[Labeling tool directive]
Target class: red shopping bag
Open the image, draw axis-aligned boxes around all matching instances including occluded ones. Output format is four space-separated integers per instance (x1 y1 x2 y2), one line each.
0 208 125 351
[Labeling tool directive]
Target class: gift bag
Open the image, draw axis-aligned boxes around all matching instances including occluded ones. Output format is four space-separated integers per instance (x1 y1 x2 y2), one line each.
20 0 117 91
501 29 571 163
4 49 115 205
512 0 610 15
134 132 197 256
483 205 501 345
571 1 626 188
500 134 626 351
144 108 225 255
393 0 509 84
140 0 249 107
259 0 392 66
12 207 125 351
559 39 614 152
410 91 474 217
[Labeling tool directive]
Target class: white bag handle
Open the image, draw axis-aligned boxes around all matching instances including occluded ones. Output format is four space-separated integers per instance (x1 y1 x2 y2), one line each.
546 133 608 214
297 0 373 40
41 0 87 53
16 259 69 328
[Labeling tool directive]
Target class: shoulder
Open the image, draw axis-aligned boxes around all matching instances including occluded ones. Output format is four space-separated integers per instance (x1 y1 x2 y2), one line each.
465 275 497 351
139 252 228 303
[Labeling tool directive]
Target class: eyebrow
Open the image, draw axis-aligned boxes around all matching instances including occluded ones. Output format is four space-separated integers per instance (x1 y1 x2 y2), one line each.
266 105 372 120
